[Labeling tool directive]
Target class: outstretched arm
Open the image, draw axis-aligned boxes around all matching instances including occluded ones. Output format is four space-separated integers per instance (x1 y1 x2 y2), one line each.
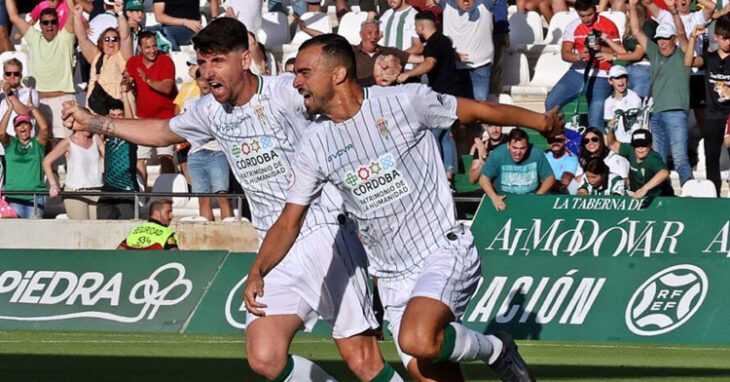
32 106 50 146
685 25 706 67
456 98 564 137
72 4 100 63
630 0 649 49
62 101 185 146
243 203 310 316
6 0 30 37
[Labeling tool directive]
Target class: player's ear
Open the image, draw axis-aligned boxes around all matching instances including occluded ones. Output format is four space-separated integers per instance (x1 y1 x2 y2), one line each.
332 66 347 85
240 49 252 72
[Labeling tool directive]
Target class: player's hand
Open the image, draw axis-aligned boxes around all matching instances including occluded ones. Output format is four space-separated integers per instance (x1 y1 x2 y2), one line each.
490 195 507 211
62 100 93 132
632 187 648 199
542 106 565 138
243 271 267 317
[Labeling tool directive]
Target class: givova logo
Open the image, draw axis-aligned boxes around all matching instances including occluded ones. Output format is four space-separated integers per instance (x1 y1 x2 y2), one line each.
625 264 708 336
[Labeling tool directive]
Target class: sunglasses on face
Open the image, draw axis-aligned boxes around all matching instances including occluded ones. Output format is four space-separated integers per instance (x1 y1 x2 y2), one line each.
104 36 120 43
583 136 601 144
547 136 565 143
41 19 59 26
4 71 20 77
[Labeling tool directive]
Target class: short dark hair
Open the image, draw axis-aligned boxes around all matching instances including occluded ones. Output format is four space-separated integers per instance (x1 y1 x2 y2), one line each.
415 11 437 23
150 199 173 215
508 128 529 143
39 8 58 20
299 34 357 80
137 30 156 45
106 98 124 113
584 157 609 175
193 17 249 54
716 14 730 37
575 0 595 11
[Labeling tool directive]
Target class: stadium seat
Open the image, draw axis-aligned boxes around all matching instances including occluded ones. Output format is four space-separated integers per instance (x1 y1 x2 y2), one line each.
600 11 626 40
545 10 579 44
508 11 543 44
0 51 29 77
170 51 193 85
337 11 368 45
510 49 570 97
151 173 190 208
680 179 717 198
258 11 291 48
145 12 159 28
55 214 69 220
507 5 518 18
500 50 530 91
291 12 333 45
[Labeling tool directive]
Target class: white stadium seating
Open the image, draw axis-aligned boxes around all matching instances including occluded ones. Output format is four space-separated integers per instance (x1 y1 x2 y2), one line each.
259 11 291 47
509 11 543 44
545 10 579 44
681 180 718 198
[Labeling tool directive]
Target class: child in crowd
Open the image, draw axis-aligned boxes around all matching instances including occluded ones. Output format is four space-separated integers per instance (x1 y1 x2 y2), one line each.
604 65 644 143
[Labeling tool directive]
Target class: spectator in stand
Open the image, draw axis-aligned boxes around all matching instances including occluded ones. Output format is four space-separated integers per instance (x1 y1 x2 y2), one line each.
153 0 202 51
184 72 234 221
437 0 495 101
0 106 49 218
490 0 509 95
545 132 579 194
284 57 296 73
572 126 629 191
607 128 673 198
644 0 716 128
479 128 555 211
629 0 694 186
42 129 104 220
7 0 77 144
380 0 424 67
124 0 144 52
544 0 619 130
88 0 119 44
397 11 459 185
0 59 40 162
685 19 730 196
577 157 627 195
118 199 178 250
126 30 178 190
603 65 644 143
597 2 655 99
98 97 138 220
353 20 420 85
468 123 507 183
172 59 200 188
73 2 132 115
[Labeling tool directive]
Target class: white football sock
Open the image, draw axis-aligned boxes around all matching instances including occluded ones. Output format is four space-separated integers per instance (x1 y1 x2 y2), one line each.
274 355 338 382
443 322 503 365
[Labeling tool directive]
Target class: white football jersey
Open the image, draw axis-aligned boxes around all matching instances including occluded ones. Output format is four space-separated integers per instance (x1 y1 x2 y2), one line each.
287 84 461 278
169 74 345 243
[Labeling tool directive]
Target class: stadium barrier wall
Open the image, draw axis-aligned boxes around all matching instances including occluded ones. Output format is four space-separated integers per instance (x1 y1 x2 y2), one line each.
0 220 259 252
1 195 729 344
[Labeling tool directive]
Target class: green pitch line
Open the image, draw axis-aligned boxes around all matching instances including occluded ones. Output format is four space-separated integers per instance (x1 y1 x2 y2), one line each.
1 330 730 381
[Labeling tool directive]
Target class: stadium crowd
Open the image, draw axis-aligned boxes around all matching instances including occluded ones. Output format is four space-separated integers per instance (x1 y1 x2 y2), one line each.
0 0 729 219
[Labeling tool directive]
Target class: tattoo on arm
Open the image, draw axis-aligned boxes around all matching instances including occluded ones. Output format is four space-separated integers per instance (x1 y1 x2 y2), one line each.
88 116 117 136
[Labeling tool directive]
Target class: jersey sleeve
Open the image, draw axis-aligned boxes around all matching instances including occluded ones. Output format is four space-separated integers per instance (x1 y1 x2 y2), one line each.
404 83 458 130
610 175 626 195
286 130 328 206
601 18 620 41
168 96 216 149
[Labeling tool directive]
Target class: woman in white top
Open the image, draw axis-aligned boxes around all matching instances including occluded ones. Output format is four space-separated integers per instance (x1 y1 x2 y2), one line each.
42 131 104 219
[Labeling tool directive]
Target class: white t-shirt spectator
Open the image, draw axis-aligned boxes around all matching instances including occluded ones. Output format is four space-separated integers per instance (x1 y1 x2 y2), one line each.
227 0 263 34
440 0 494 69
604 89 643 144
0 87 40 156
88 11 119 45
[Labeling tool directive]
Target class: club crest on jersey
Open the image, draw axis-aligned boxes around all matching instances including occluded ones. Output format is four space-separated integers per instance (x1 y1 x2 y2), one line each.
229 136 287 185
343 153 410 212
375 118 390 138
254 104 267 124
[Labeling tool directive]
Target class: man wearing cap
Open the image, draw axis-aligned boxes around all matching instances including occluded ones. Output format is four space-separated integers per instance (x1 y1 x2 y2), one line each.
607 128 673 199
629 0 694 187
7 0 77 144
0 106 49 218
604 65 643 144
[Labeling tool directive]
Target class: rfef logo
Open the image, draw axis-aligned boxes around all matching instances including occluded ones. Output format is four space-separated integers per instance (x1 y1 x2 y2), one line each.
625 264 708 336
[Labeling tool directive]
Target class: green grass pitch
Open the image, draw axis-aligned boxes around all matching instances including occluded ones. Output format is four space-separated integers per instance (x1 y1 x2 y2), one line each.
1 330 729 381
